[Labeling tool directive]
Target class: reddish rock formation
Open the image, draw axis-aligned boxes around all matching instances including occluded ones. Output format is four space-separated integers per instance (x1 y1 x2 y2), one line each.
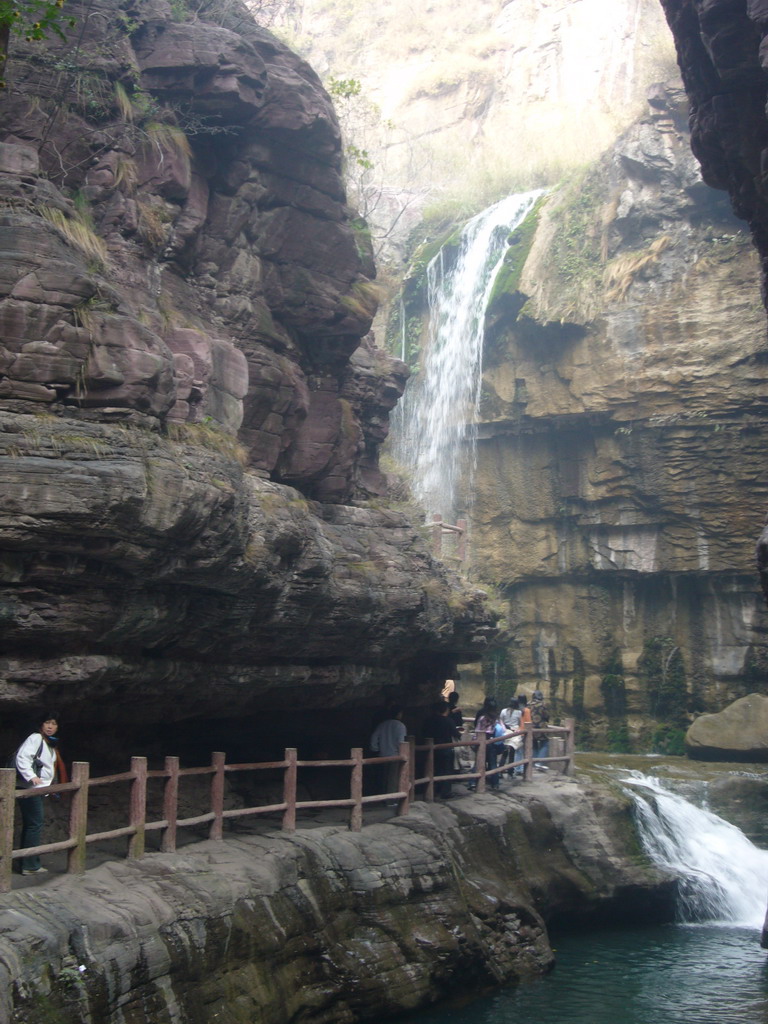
0 0 495 756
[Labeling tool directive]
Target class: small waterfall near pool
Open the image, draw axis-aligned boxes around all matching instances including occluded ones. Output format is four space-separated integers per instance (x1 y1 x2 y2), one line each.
392 190 542 522
622 771 768 928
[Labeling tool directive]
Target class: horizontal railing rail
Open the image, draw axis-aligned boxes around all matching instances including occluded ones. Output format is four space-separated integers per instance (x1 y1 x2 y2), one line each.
0 720 574 893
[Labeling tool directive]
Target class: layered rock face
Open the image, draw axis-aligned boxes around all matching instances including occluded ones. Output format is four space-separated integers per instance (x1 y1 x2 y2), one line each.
464 83 768 747
0 0 495 756
657 0 768 646
0 780 676 1024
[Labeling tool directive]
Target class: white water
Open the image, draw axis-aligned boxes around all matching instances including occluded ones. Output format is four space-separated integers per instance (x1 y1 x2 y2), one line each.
623 771 768 928
393 190 542 521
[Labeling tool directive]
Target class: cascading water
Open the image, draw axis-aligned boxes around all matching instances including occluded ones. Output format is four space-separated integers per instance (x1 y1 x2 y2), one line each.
622 771 768 928
388 772 768 1024
393 190 542 522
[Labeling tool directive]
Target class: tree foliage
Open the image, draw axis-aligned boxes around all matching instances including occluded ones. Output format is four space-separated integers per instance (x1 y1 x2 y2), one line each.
0 0 75 86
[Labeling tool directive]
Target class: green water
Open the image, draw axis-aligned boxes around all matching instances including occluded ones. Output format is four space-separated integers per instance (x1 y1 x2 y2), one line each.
386 924 768 1024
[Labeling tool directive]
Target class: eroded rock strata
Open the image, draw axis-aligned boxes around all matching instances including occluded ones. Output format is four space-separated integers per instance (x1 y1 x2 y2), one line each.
0 780 675 1024
656 1 768 646
447 82 768 747
0 0 495 756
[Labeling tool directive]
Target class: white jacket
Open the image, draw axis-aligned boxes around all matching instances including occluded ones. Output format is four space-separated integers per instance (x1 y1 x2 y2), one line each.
15 732 56 787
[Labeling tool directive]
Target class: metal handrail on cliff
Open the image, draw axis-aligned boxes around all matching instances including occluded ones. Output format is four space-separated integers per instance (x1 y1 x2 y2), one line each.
0 720 574 893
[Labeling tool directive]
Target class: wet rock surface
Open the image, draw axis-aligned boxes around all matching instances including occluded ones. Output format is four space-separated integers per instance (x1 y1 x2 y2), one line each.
459 81 768 744
0 779 675 1024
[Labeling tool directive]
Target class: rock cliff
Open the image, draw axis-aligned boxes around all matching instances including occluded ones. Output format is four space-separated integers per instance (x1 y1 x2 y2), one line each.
399 81 768 749
657 0 768 651
0 780 676 1024
289 0 679 257
0 0 495 757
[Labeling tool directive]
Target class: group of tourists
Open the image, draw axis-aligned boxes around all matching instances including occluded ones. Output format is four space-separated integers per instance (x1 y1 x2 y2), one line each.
369 689 552 802
466 691 550 792
15 694 552 875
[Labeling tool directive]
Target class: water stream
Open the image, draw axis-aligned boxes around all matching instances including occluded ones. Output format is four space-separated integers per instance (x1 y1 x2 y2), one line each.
392 191 542 521
623 770 768 928
379 770 768 1024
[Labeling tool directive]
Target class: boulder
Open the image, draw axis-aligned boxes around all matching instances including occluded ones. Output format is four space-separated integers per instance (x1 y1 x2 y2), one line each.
686 693 768 761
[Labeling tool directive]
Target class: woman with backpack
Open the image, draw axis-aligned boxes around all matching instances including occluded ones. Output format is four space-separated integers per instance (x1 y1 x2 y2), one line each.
15 712 66 875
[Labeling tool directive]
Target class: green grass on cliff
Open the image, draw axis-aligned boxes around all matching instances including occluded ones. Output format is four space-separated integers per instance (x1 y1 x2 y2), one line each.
485 196 546 310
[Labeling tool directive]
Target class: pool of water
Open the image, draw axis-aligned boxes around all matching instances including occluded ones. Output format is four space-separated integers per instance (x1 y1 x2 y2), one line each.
383 923 768 1024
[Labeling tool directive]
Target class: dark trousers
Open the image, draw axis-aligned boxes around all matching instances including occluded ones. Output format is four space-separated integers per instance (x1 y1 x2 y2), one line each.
486 744 500 788
434 749 453 798
19 794 44 871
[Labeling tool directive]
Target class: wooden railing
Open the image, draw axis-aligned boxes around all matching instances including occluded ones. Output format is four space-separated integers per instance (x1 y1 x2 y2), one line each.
0 721 574 893
430 514 467 562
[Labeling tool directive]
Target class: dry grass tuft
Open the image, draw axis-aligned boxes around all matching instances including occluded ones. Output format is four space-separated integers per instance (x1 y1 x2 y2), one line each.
604 235 672 302
145 122 192 167
114 81 135 123
166 420 249 467
136 197 170 247
39 206 108 267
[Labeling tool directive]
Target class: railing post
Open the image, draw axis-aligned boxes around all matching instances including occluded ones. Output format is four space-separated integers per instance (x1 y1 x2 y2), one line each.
564 718 575 776
161 756 179 853
397 740 411 817
456 518 467 562
431 513 443 557
209 751 226 841
350 747 363 832
407 735 416 803
523 725 534 782
67 761 90 875
128 756 147 859
0 769 16 893
282 748 297 831
476 732 487 793
425 739 435 802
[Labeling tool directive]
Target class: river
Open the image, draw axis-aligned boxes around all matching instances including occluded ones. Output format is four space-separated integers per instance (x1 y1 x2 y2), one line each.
375 762 768 1024
385 923 768 1024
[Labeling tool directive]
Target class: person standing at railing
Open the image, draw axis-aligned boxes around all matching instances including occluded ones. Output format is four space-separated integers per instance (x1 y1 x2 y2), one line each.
500 698 523 776
14 713 66 875
447 691 471 772
468 696 501 791
421 700 454 799
370 706 407 800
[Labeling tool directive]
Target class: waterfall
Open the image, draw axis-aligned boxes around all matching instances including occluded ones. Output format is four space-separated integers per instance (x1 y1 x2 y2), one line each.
393 190 542 522
622 771 768 928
